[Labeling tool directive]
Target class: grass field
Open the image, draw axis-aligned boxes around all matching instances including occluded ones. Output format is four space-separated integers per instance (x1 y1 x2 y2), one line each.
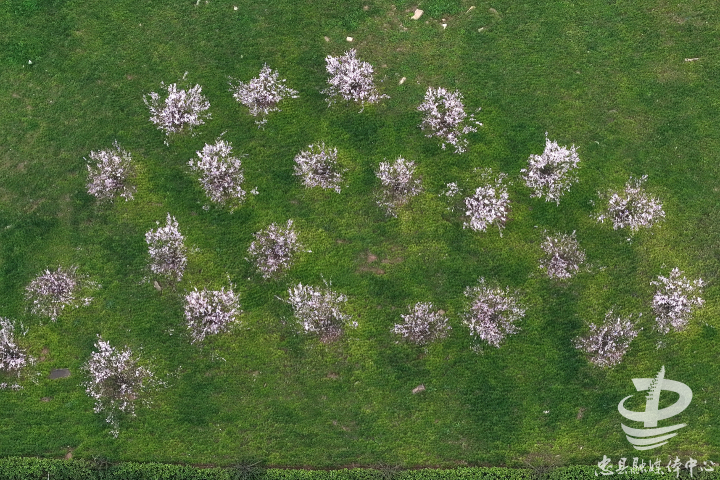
1 0 720 469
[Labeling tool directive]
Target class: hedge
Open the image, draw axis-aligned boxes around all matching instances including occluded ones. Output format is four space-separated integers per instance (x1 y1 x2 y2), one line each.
0 458 716 480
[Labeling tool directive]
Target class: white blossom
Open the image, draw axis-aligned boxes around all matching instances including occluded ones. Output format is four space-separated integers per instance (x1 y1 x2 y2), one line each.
463 170 510 236
86 141 136 202
284 280 355 342
539 231 586 280
229 64 298 127
293 143 345 193
189 137 247 211
25 266 96 321
520 133 580 204
0 318 31 374
143 72 211 141
375 157 423 217
322 49 389 111
650 268 705 334
596 175 665 234
462 278 525 349
573 310 640 368
184 286 242 343
145 214 187 282
417 87 481 154
82 336 159 437
247 219 305 279
393 302 450 345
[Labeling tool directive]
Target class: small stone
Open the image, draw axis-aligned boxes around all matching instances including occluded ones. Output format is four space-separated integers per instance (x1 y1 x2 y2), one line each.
399 76 406 84
442 23 447 29
49 368 71 379
154 280 162 291
412 384 425 394
346 36 353 42
233 5 238 10
411 9 423 20
324 36 330 42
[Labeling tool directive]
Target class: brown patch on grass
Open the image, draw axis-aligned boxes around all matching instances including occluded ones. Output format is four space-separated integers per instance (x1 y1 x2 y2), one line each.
41 397 52 402
577 407 585 419
327 372 339 379
381 257 402 264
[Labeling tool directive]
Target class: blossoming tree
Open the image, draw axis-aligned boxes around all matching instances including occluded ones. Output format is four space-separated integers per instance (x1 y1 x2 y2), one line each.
375 157 423 217
463 169 510 236
284 280 355 342
229 64 299 127
595 175 665 234
650 268 705 334
184 286 242 344
393 302 450 345
573 311 640 368
25 266 96 322
247 220 305 279
539 231 586 280
0 318 32 378
520 133 580 204
322 49 388 111
145 214 187 282
83 336 160 437
417 87 481 154
143 72 210 142
462 278 525 350
293 143 345 193
86 141 136 202
189 137 248 211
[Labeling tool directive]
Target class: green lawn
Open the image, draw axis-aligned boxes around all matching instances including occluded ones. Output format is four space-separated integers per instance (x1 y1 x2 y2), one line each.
1 0 719 469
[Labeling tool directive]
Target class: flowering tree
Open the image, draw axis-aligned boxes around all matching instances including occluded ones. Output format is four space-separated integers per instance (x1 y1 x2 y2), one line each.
293 143 345 193
375 157 423 217
462 278 525 349
417 87 481 154
573 311 640 368
184 286 242 344
189 138 248 211
596 175 665 234
86 141 136 202
25 266 96 321
539 231 586 280
83 336 159 437
143 72 211 142
284 280 355 342
393 302 450 345
145 214 187 282
322 49 389 111
650 268 705 334
0 318 32 375
520 133 580 204
247 220 305 279
463 170 510 236
229 64 298 127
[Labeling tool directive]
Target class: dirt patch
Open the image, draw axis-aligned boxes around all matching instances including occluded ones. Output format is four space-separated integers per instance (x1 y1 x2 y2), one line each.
412 384 425 394
41 397 52 402
357 265 385 274
577 407 585 419
327 372 339 379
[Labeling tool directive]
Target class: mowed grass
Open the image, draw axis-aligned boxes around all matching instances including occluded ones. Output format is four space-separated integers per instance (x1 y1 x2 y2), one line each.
1 0 720 468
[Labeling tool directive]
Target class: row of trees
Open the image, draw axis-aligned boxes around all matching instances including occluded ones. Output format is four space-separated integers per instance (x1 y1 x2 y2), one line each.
85 135 666 239
142 50 480 152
